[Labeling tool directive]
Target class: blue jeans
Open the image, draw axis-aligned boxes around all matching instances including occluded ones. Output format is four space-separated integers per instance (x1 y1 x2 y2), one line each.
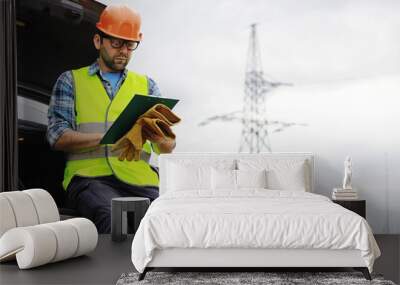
67 175 159 234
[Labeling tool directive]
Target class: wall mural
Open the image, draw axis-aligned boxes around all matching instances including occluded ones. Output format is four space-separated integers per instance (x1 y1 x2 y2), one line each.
104 0 400 233
199 24 305 153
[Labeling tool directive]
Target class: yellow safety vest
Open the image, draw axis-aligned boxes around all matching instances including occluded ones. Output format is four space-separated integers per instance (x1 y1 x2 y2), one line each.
62 66 159 190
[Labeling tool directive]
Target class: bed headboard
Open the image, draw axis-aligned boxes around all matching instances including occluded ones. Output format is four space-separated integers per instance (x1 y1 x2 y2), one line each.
158 152 315 195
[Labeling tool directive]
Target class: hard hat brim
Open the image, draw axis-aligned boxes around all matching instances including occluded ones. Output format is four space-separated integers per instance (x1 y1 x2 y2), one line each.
96 24 141 42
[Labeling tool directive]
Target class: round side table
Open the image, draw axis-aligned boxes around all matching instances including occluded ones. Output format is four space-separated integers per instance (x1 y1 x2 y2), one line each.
111 197 150 242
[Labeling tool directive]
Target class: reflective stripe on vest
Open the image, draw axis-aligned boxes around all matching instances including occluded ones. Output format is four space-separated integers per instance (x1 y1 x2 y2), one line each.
67 122 151 162
67 146 151 162
62 66 159 190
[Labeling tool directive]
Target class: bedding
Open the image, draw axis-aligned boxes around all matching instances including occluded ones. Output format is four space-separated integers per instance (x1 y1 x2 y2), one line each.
236 169 268 189
237 158 310 191
167 163 211 191
166 159 235 192
211 169 268 190
131 190 380 273
211 168 236 190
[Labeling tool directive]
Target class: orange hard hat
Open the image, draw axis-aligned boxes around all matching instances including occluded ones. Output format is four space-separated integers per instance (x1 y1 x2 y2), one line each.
96 5 142 41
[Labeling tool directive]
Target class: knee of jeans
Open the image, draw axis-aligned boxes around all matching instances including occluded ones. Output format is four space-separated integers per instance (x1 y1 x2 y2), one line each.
151 188 160 200
96 205 111 216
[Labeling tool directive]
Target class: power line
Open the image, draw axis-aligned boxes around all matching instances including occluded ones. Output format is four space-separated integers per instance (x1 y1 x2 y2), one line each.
199 23 304 153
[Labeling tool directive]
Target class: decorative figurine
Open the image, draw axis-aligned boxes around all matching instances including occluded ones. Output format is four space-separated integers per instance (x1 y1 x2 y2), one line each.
342 156 353 190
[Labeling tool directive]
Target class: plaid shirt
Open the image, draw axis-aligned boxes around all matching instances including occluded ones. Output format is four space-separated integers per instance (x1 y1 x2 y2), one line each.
46 61 161 147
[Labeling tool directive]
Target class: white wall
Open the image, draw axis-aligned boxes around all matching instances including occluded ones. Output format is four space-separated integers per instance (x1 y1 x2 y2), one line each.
102 0 400 233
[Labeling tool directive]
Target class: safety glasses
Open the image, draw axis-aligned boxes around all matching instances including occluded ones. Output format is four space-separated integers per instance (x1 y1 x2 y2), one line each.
99 32 140 51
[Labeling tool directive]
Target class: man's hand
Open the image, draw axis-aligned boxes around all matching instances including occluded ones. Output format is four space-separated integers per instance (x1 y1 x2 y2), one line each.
142 127 176 153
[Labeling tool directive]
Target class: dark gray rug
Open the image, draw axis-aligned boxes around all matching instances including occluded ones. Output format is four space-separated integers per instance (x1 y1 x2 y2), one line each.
116 272 396 285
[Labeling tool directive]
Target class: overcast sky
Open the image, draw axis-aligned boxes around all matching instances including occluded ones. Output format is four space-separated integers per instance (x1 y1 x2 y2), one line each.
99 0 400 151
102 0 400 83
98 0 400 233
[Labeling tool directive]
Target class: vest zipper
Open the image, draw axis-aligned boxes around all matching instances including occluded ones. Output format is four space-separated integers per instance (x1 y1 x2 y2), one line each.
105 91 118 178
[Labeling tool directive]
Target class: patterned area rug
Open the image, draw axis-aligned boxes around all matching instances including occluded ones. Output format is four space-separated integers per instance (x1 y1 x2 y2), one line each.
116 271 396 285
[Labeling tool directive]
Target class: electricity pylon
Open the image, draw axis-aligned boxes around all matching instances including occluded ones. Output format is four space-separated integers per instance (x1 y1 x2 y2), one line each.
199 23 303 153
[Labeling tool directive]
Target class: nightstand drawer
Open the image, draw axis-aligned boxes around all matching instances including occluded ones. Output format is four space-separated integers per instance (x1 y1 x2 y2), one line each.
333 200 366 219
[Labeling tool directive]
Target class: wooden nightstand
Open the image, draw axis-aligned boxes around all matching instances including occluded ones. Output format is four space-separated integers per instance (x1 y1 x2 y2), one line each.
332 199 366 218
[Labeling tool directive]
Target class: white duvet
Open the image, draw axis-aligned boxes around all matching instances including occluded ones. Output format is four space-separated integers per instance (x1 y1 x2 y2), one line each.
131 190 380 273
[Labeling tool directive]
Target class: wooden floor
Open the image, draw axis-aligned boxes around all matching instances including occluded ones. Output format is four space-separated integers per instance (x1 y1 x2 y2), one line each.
0 235 398 285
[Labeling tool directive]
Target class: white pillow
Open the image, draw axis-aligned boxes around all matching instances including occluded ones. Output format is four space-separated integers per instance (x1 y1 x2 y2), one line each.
238 158 309 191
167 163 212 191
166 158 236 170
211 169 268 191
165 159 236 193
267 160 307 191
236 169 267 189
211 168 236 190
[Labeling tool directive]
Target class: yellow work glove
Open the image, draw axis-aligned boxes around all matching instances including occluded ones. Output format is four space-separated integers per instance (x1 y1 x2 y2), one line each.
141 104 181 126
112 104 180 161
112 119 145 161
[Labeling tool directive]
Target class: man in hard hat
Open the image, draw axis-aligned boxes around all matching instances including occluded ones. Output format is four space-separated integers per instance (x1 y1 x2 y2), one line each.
47 5 175 233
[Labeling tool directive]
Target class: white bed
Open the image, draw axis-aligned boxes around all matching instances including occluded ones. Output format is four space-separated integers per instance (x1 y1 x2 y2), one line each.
131 153 380 280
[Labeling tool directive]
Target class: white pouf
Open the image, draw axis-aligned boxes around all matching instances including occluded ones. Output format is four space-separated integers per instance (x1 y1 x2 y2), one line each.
0 189 98 269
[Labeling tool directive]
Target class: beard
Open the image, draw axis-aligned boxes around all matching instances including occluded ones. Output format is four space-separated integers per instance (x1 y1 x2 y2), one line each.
100 47 130 71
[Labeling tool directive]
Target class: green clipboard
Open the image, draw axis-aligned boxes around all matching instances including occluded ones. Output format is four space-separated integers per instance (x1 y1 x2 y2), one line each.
100 94 179 144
